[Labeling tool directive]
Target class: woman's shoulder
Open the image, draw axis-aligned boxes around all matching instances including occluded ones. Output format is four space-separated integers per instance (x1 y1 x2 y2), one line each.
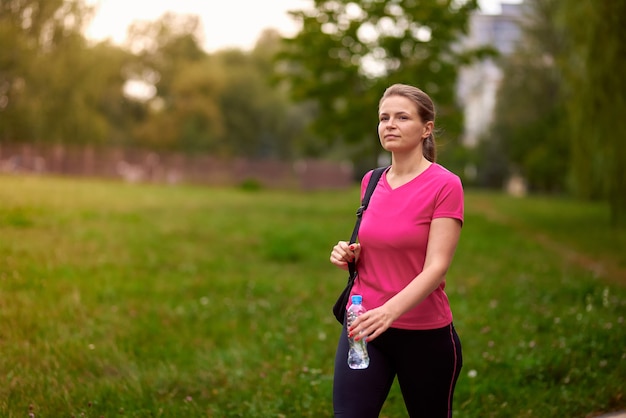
429 163 462 185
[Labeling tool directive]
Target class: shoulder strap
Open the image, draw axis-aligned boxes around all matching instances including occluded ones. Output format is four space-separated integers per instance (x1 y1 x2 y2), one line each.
347 166 387 279
349 166 386 244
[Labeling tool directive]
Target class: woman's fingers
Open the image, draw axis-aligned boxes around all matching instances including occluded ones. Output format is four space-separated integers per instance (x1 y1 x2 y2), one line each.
330 241 359 265
348 308 392 342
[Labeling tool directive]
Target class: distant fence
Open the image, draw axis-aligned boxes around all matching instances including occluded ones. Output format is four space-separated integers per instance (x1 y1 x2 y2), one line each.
0 143 354 190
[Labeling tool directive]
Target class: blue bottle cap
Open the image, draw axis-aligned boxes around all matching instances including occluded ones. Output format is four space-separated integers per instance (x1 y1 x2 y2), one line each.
351 295 362 304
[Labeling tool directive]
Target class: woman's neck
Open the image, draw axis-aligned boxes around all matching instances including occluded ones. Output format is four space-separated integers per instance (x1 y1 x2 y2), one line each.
386 155 432 189
389 154 431 177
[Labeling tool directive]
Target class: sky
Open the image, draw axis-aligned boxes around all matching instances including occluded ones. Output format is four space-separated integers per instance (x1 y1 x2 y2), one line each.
85 0 313 52
85 0 517 53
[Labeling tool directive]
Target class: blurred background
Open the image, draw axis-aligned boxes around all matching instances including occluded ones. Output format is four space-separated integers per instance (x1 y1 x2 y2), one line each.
1 1 625 416
0 0 624 224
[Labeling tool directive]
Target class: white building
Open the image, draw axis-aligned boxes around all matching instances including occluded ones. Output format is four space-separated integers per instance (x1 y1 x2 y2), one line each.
457 2 524 148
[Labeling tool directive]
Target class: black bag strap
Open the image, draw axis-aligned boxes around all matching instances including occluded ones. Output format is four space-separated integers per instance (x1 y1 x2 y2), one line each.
347 166 387 279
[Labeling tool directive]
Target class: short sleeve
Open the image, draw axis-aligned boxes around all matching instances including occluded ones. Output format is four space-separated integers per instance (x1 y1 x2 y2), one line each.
433 175 464 225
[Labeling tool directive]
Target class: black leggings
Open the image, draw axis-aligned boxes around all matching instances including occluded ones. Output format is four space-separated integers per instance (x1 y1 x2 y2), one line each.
333 323 462 418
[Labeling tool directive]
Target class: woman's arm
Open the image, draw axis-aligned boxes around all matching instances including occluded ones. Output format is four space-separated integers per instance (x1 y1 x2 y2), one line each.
348 217 462 341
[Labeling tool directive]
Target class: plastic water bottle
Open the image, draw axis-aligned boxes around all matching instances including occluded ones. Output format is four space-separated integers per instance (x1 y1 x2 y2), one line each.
347 295 369 369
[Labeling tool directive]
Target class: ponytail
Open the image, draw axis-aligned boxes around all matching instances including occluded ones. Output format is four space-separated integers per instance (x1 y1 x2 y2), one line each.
423 133 437 163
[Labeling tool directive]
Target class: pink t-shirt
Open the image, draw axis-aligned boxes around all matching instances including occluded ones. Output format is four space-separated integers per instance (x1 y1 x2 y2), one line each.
350 163 464 330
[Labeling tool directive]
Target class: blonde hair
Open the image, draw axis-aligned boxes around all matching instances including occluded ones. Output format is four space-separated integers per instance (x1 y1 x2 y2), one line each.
379 84 437 162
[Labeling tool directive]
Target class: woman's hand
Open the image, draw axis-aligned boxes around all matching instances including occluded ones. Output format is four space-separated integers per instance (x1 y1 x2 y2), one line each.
348 304 396 342
329 241 360 270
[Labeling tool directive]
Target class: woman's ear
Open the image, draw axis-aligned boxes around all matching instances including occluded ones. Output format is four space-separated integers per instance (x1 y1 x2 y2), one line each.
423 121 434 138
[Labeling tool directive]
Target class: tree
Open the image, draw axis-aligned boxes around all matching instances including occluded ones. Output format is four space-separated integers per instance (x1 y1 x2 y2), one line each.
127 13 225 152
0 0 138 147
210 32 311 160
0 0 96 143
88 42 145 146
131 20 310 159
558 0 626 226
481 0 569 193
277 0 483 175
133 59 225 152
209 49 281 158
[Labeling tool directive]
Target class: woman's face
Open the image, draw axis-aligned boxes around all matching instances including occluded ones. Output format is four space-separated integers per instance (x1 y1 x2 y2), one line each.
378 95 432 153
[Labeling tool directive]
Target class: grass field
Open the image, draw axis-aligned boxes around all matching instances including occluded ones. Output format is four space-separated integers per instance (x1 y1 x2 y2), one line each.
1 174 624 417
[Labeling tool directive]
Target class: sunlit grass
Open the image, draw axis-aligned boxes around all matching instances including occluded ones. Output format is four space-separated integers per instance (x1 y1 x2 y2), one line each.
0 175 624 417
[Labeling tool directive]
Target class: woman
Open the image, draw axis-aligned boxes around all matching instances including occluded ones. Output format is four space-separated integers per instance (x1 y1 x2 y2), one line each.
329 83 464 417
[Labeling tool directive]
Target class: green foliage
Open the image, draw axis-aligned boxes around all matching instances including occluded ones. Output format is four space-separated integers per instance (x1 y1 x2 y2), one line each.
0 4 307 159
557 0 626 225
0 175 624 417
125 17 308 158
127 13 225 151
277 0 485 171
480 0 569 193
134 58 226 151
213 47 302 159
0 0 103 144
484 0 626 224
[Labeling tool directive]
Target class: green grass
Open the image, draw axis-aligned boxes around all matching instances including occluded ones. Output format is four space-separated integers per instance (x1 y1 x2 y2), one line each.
0 175 624 417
